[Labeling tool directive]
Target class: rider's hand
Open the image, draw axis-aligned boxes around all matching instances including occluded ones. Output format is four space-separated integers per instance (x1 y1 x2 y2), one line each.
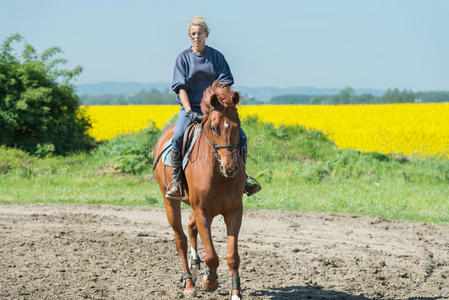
186 110 203 124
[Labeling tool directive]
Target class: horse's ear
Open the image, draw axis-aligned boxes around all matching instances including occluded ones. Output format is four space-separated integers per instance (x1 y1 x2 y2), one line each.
210 94 219 107
232 92 240 105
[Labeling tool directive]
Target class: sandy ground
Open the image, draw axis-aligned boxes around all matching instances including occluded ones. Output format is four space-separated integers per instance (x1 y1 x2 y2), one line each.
0 204 448 300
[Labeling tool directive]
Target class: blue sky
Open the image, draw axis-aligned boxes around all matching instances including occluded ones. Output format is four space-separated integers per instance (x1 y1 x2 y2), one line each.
1 0 448 90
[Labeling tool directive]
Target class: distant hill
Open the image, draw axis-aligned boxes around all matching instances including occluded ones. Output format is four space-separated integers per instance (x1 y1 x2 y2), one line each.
76 82 171 96
75 81 385 101
236 86 386 102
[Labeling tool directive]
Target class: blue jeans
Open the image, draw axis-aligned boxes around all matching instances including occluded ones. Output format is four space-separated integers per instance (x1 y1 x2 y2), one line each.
171 106 247 152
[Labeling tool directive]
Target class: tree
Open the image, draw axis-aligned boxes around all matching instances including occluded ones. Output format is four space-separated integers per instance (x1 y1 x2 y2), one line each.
380 88 394 103
415 91 449 103
270 94 311 104
0 34 94 155
339 86 355 104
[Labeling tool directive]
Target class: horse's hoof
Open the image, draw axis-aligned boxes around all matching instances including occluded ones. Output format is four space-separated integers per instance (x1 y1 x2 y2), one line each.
203 276 218 292
183 289 197 298
229 290 242 300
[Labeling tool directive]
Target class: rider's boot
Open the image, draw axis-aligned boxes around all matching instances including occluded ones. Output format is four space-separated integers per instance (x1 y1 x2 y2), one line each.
165 149 184 200
241 148 262 197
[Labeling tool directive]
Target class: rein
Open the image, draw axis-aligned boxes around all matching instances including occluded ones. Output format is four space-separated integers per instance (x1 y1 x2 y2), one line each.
199 106 239 162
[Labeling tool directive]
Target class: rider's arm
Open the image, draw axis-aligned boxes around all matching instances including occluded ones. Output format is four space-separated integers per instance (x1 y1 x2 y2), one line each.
178 88 192 112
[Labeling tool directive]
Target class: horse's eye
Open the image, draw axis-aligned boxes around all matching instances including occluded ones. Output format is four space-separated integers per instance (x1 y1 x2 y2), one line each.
211 127 216 132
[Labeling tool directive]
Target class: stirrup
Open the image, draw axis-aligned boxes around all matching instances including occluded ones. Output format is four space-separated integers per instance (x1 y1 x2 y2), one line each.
245 175 262 197
165 180 183 200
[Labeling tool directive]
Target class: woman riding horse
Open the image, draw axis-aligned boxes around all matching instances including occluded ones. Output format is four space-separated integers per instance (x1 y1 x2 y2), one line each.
154 81 249 299
166 16 261 200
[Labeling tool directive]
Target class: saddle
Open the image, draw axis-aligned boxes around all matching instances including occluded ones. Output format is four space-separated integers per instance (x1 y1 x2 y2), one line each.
182 123 197 158
153 124 201 170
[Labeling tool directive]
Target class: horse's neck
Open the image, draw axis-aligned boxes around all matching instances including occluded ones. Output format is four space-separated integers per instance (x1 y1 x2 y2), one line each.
194 125 217 170
199 124 214 158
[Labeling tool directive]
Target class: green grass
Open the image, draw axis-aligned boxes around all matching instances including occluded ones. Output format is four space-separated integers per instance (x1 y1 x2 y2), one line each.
1 115 448 225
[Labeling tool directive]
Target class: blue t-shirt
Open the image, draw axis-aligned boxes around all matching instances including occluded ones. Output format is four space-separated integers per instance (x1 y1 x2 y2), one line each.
171 46 234 107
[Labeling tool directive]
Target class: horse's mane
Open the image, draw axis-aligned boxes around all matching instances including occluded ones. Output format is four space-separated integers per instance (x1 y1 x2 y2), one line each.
201 80 240 125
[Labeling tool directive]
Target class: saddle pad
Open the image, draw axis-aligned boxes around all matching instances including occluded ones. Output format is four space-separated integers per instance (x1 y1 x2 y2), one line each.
162 126 201 170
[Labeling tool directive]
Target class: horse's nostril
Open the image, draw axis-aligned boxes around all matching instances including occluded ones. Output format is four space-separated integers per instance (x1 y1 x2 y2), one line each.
221 164 236 177
226 167 236 176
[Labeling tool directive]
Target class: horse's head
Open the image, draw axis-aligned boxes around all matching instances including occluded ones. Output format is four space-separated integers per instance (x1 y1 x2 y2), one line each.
201 81 241 178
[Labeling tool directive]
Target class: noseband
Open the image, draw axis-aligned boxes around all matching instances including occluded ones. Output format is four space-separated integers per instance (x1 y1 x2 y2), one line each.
200 106 239 162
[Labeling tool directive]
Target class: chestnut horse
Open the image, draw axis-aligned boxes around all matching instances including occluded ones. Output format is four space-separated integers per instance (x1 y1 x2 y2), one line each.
153 81 246 299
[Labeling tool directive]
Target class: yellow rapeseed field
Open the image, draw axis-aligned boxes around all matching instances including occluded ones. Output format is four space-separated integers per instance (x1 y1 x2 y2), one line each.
238 103 449 158
84 105 179 141
84 103 449 158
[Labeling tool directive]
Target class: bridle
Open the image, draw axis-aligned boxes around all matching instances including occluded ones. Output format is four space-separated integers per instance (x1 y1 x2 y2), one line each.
199 106 240 162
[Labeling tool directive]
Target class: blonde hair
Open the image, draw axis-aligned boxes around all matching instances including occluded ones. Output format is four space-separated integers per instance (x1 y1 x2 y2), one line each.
188 16 209 34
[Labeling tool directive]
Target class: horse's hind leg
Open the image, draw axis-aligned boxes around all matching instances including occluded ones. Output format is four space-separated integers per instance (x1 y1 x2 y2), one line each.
188 211 201 283
164 197 195 296
224 205 243 300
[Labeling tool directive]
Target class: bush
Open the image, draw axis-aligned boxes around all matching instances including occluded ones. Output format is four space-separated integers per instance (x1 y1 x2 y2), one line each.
0 34 94 155
0 145 31 174
94 122 161 174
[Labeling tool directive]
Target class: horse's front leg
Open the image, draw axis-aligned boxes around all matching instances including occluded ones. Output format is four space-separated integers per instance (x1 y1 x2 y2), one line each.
224 205 243 300
194 210 219 292
164 197 196 297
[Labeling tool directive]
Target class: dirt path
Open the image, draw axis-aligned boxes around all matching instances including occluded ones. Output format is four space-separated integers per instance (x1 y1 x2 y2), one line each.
0 204 448 299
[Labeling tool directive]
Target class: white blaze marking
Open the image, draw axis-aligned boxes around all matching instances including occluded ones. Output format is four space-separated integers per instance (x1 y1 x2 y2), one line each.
191 247 199 259
224 120 230 129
